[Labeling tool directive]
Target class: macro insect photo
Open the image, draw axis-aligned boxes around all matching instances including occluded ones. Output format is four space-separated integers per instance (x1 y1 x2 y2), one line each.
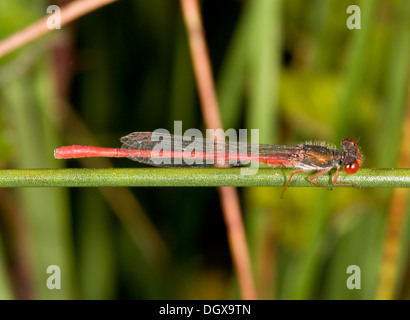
0 0 409 304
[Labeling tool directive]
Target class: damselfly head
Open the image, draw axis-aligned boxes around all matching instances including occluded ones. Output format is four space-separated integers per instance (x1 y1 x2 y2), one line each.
341 138 362 174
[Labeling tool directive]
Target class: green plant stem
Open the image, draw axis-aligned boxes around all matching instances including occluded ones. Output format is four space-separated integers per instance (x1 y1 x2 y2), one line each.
0 168 409 188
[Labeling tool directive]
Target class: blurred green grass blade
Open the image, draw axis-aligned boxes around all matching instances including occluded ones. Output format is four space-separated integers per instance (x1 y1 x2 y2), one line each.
322 212 385 299
310 0 332 70
217 3 250 129
355 214 385 299
246 0 281 143
242 0 282 299
34 58 76 298
376 0 410 300
373 0 410 300
0 238 14 299
334 0 377 139
77 189 115 299
281 194 328 299
2 56 75 299
377 0 410 167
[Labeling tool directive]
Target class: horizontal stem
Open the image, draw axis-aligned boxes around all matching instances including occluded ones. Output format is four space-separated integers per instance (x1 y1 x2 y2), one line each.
0 168 409 188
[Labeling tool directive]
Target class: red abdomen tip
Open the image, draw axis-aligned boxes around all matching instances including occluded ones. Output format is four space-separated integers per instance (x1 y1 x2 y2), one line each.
54 146 73 159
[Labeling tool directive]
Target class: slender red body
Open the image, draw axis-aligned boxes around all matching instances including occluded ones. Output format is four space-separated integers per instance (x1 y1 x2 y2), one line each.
54 145 292 165
54 146 124 158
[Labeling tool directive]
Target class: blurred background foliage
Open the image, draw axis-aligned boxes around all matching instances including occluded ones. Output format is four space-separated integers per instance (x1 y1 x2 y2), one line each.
0 0 409 299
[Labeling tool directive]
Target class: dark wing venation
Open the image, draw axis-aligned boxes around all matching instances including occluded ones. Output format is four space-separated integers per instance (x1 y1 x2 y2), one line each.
120 132 302 167
120 132 244 167
253 143 300 156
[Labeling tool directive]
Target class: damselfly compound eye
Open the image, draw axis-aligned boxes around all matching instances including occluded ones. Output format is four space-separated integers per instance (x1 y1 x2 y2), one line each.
344 161 360 174
341 138 357 147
